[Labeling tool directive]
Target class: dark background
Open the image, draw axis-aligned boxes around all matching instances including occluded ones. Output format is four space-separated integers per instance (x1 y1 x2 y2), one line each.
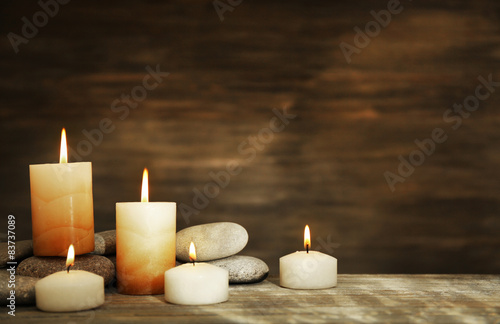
1 0 499 275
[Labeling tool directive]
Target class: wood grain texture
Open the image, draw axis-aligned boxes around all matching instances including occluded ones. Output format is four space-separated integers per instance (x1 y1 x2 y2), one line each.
2 275 499 323
0 0 500 274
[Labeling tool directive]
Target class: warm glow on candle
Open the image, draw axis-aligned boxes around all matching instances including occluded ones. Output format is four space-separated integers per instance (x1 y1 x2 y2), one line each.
304 225 311 252
141 168 149 203
189 242 196 263
66 244 75 271
36 241 105 311
59 128 68 164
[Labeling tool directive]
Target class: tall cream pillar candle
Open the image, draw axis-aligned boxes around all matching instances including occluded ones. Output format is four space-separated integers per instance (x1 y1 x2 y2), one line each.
30 129 94 256
116 168 176 295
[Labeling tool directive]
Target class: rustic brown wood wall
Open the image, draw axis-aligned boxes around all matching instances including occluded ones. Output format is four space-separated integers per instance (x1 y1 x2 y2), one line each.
1 0 499 274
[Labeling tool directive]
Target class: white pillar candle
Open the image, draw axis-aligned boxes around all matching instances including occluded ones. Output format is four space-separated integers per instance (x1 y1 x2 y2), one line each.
30 129 94 256
164 242 228 305
280 225 337 289
35 245 104 312
116 168 176 295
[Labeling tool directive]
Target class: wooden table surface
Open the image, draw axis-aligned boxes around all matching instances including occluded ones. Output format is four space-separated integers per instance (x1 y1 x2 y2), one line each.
4 275 499 323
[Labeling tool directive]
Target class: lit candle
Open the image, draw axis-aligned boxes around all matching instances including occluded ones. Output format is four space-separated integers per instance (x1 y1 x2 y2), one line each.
280 225 337 289
164 242 229 305
30 128 94 256
35 244 104 312
116 168 176 295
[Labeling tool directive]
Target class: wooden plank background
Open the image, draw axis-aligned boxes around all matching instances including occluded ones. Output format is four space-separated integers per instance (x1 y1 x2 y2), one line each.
1 0 500 275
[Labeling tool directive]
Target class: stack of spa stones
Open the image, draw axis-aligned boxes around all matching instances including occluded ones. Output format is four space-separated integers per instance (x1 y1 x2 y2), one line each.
0 222 268 305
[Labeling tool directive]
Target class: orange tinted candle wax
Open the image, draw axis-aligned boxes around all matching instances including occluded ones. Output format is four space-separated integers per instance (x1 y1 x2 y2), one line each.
29 129 94 256
116 169 176 295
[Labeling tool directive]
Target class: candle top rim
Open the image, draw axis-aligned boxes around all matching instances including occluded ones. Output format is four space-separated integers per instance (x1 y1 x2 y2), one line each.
281 250 337 257
29 161 92 166
40 269 104 277
116 201 176 204
166 262 228 271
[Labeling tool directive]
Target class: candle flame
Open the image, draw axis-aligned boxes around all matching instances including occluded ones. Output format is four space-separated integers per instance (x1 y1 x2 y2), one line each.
59 128 68 163
189 242 196 263
141 168 149 202
304 225 311 252
66 244 75 272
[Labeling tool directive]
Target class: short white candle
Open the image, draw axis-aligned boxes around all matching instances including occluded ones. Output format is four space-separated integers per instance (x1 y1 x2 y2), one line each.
35 245 104 312
116 168 176 295
164 242 228 305
280 225 337 289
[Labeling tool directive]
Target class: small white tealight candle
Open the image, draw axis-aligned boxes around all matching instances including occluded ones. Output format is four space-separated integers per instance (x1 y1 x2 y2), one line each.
164 242 228 305
35 244 104 312
280 225 337 289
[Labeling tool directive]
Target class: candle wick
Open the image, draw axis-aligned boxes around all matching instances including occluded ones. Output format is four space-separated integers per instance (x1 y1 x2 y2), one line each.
66 265 71 273
306 245 309 254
